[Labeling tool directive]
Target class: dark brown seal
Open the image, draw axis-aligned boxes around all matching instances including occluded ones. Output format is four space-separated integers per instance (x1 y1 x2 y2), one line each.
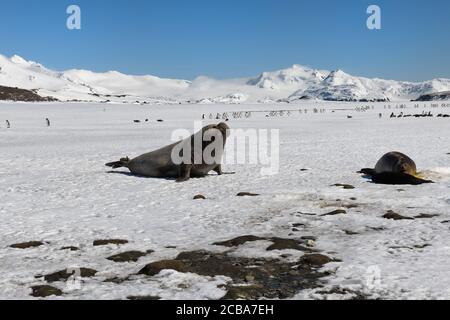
359 151 433 185
106 122 229 182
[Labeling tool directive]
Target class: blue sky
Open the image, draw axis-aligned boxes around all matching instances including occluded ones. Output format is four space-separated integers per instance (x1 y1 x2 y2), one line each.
1 0 449 81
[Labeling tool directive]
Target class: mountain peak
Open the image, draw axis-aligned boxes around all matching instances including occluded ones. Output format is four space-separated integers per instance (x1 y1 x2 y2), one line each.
10 55 30 65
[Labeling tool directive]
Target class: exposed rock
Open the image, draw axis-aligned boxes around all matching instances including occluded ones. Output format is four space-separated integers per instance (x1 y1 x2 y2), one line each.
61 246 80 251
236 192 260 197
321 209 347 217
383 210 414 221
222 285 264 300
299 254 334 266
107 251 148 263
297 212 316 216
316 287 368 300
369 226 386 231
127 295 160 300
0 85 58 102
93 239 128 246
10 241 44 249
344 230 360 235
193 194 206 200
414 244 431 249
43 268 98 282
170 250 326 299
266 238 311 252
213 235 265 247
414 91 450 101
31 285 63 298
138 260 188 276
293 223 306 227
415 213 440 219
103 277 129 284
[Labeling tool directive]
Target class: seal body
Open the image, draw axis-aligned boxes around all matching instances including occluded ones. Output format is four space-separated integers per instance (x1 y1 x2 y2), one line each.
374 152 417 176
106 122 229 182
360 151 432 185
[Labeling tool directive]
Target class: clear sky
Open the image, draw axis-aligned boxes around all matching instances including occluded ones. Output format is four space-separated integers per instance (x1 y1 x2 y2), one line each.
1 0 449 81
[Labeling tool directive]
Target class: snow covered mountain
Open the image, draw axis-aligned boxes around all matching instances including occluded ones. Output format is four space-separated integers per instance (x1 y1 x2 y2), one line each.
246 64 328 92
289 70 450 102
1 53 449 104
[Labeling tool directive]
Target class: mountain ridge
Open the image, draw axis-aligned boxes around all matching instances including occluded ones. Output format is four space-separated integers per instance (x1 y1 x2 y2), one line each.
1 53 449 104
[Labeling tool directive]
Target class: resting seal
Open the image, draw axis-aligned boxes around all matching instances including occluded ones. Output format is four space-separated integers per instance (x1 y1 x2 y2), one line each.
359 151 433 185
106 122 230 182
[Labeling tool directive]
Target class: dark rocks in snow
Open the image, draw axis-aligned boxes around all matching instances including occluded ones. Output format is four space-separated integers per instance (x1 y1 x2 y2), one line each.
193 194 206 200
138 260 188 276
139 249 328 299
127 295 161 300
10 241 44 249
31 285 63 298
107 251 148 263
236 192 260 197
321 209 347 217
414 91 450 101
222 285 264 300
0 85 58 102
299 254 335 266
293 223 306 228
213 235 265 247
93 239 129 246
43 268 98 282
383 210 414 221
415 213 440 219
60 246 80 251
266 238 312 252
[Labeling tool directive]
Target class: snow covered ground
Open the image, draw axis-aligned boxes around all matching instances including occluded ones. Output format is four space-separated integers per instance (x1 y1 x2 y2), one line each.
1 101 450 300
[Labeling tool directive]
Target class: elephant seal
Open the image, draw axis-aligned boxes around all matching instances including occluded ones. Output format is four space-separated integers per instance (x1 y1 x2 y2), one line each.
359 151 433 185
106 122 230 182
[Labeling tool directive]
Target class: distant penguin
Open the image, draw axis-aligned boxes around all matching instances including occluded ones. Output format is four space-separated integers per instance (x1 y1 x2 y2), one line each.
46 118 50 127
6 120 10 128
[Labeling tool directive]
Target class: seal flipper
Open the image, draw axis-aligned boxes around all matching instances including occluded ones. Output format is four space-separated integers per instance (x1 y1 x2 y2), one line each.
371 172 433 185
106 157 130 169
359 168 376 176
176 164 192 183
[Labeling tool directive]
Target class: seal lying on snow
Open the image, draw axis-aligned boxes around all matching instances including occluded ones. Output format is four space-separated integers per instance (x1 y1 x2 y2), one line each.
106 122 230 182
359 151 433 185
